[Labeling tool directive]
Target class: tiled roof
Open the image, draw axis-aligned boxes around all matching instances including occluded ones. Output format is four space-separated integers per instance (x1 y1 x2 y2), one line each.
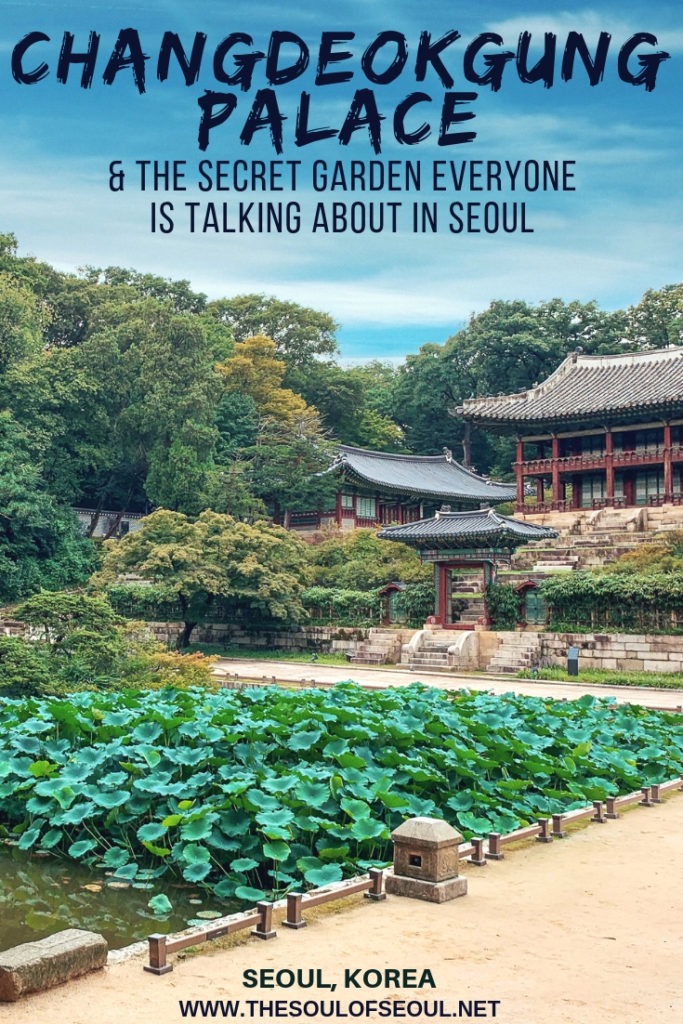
332 445 516 503
458 348 683 430
378 508 557 548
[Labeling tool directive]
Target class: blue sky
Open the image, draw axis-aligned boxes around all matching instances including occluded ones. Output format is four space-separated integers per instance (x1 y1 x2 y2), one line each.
1 1 681 359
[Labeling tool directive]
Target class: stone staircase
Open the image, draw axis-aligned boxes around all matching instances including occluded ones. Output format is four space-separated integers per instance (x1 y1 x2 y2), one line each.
402 629 479 673
407 635 453 672
513 504 683 572
485 631 543 674
347 628 405 664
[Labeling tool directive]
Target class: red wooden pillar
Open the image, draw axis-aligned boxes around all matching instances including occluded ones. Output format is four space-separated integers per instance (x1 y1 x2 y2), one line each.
536 478 544 505
335 491 343 526
436 564 449 626
663 421 673 501
604 427 614 505
515 439 525 510
551 435 560 508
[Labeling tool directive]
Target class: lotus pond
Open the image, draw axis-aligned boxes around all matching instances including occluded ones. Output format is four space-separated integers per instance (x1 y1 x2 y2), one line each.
0 843 236 950
1 682 682 947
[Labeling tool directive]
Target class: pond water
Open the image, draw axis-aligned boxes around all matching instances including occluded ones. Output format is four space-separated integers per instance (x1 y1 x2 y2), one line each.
0 844 238 951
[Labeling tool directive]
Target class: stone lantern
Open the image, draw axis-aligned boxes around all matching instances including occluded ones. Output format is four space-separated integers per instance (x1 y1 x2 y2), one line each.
385 817 468 903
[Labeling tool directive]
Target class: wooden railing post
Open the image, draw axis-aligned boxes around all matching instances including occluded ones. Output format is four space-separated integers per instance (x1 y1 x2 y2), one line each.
536 818 553 843
640 787 653 807
606 796 619 819
144 934 172 975
591 801 607 823
252 901 276 940
469 837 488 865
486 832 504 860
365 867 386 901
284 893 305 929
551 814 567 839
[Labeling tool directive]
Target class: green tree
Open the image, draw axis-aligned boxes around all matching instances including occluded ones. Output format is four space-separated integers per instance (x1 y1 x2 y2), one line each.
626 284 683 349
0 412 95 601
306 529 430 590
92 509 310 647
15 591 126 686
208 294 339 366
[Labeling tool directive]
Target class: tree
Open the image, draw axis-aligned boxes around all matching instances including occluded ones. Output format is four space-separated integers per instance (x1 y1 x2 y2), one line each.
92 509 310 647
0 412 95 602
285 360 404 450
306 529 431 590
217 336 335 517
15 591 126 685
0 273 43 372
208 294 339 366
626 284 683 349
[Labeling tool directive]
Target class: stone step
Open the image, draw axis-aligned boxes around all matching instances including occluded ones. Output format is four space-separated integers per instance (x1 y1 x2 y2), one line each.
409 658 450 671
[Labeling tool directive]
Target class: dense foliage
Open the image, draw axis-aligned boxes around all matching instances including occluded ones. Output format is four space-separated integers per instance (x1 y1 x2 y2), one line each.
540 571 683 632
93 509 310 647
1 684 681 905
485 582 522 628
0 592 215 697
305 529 431 590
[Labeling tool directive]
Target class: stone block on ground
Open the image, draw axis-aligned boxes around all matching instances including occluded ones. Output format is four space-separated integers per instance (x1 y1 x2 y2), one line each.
0 929 107 1002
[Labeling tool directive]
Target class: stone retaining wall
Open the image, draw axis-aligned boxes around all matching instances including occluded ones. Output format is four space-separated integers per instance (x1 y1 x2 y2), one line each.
539 632 683 674
144 622 372 652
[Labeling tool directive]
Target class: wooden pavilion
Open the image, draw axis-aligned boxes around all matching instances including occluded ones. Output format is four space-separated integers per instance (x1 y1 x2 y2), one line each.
458 347 683 513
286 444 516 532
378 507 556 628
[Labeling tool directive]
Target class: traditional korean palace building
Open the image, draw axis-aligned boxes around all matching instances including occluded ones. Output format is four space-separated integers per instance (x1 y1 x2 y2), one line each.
458 348 683 513
379 507 556 627
286 444 516 532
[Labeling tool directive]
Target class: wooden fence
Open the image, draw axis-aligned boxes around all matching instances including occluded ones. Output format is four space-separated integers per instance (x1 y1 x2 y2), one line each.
144 777 683 975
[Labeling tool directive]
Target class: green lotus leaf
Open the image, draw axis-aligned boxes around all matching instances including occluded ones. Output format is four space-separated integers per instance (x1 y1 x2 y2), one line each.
161 814 184 828
212 878 238 899
183 861 212 883
180 817 215 842
132 722 163 743
28 760 58 778
322 738 349 757
255 807 294 828
113 862 139 880
99 771 129 788
137 822 167 842
18 826 42 850
302 863 343 888
93 790 130 810
69 838 98 859
147 893 173 915
288 728 324 751
245 790 280 811
293 781 330 807
234 885 266 903
12 736 41 755
340 797 372 820
40 828 63 849
263 840 290 862
181 843 211 865
51 800 98 826
349 817 387 841
142 841 171 857
230 857 260 873
102 846 130 867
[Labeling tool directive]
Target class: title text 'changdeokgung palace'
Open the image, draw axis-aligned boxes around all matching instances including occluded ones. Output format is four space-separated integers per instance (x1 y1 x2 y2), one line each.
459 348 683 513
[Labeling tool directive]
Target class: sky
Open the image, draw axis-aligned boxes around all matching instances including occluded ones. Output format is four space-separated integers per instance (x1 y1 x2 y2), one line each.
1 1 682 360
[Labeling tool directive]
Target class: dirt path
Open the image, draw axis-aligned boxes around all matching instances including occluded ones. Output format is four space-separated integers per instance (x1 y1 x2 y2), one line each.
214 658 683 710
3 792 682 1024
